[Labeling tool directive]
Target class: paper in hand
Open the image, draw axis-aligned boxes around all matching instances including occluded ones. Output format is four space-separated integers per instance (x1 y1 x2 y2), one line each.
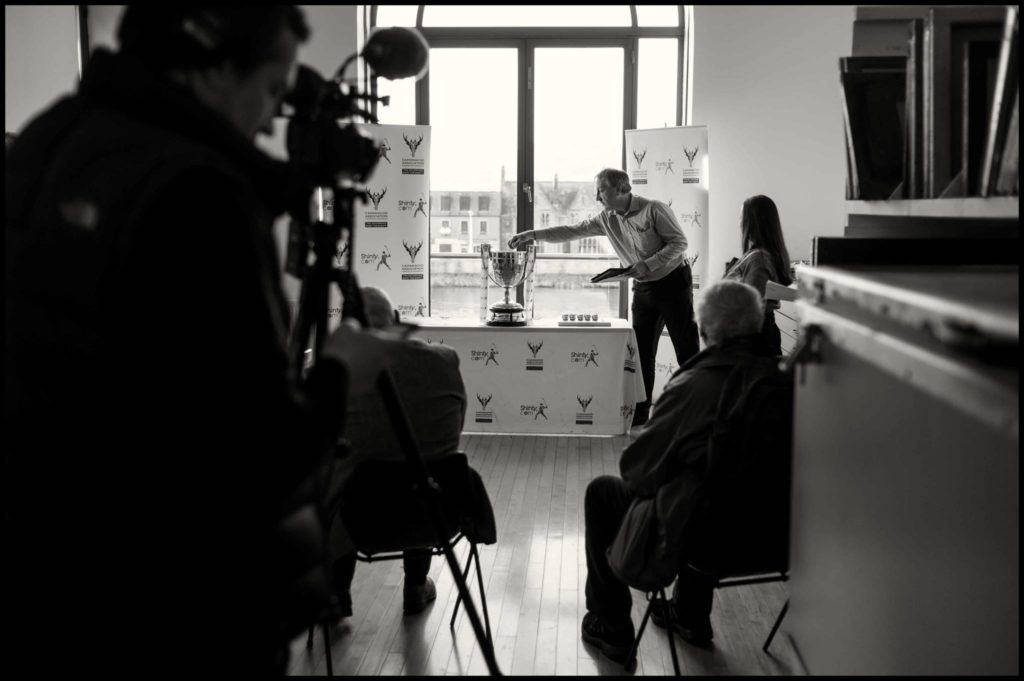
590 267 631 284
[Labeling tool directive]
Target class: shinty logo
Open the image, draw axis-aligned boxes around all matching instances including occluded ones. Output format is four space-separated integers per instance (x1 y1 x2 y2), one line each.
571 345 600 367
683 146 699 167
624 342 637 374
520 399 549 420
632 148 647 169
576 395 594 425
475 392 494 423
471 344 500 366
403 133 424 157
403 240 423 263
378 138 392 164
376 245 392 270
367 186 387 210
525 339 544 371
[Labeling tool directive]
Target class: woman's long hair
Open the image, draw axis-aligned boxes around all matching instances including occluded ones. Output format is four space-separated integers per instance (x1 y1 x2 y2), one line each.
740 195 792 286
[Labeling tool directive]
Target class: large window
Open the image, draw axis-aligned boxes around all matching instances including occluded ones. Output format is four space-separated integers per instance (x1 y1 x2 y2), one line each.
365 5 689 319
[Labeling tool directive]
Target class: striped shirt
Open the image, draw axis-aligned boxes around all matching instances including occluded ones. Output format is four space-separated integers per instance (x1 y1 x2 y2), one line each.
531 194 688 283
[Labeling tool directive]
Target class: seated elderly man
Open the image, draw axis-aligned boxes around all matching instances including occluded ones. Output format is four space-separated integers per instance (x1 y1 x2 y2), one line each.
580 279 772 663
327 286 493 616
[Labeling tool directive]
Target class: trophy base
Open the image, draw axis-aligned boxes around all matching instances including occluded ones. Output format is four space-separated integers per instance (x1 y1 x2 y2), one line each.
486 305 528 326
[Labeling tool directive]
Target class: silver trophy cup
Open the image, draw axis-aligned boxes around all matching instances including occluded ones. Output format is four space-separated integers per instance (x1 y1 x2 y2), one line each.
480 244 537 326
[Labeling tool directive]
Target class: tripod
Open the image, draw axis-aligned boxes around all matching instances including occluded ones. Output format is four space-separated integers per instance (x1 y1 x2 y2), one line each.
289 187 503 676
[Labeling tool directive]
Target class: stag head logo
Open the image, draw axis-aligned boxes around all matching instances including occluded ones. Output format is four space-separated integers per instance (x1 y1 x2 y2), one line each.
476 393 493 410
687 253 700 268
632 148 647 168
367 186 387 210
683 146 699 167
577 395 594 412
626 343 636 360
527 340 543 358
403 240 423 263
403 133 424 157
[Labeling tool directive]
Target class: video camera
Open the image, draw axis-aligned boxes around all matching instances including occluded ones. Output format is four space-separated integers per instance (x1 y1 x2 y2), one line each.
283 26 428 202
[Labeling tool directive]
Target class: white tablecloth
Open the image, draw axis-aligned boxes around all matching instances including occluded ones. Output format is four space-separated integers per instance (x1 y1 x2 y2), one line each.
410 317 646 435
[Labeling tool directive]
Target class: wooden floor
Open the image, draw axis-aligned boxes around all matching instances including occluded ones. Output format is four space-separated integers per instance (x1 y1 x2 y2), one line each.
287 434 804 676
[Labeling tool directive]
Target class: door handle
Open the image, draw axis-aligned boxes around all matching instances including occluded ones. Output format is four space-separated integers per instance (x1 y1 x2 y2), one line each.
523 183 532 204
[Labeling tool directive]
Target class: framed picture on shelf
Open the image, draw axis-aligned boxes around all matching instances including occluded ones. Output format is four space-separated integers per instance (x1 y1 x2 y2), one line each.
981 5 1019 197
924 6 1007 197
839 56 907 200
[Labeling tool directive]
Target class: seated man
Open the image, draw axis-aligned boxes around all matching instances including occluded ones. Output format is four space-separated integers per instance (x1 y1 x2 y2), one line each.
327 286 492 616
580 279 771 662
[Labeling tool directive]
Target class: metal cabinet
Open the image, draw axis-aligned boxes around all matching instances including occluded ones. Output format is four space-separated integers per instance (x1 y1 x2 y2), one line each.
787 264 1018 674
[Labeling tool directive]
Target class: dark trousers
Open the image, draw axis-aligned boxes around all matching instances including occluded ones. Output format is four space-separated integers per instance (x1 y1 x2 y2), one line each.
584 475 714 626
632 264 700 412
333 549 432 603
762 309 782 357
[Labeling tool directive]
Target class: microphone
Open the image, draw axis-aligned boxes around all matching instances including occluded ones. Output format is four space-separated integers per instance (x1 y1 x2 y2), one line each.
360 26 429 80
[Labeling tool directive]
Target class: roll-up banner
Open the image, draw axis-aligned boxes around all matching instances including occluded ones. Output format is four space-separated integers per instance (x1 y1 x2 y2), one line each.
326 124 432 324
624 125 709 402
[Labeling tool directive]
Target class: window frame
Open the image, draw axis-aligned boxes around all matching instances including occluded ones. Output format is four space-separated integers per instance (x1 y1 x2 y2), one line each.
367 5 690 318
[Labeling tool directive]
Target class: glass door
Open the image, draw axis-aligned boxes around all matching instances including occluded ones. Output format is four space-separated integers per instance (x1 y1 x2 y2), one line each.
529 43 630 321
423 46 520 318
421 40 632 319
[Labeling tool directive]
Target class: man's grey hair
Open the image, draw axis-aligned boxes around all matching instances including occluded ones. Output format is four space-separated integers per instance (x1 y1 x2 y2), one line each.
360 286 396 329
595 167 631 193
696 279 763 347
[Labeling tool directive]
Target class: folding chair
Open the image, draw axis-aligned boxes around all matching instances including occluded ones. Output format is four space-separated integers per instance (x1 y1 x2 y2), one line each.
625 564 789 676
304 368 500 676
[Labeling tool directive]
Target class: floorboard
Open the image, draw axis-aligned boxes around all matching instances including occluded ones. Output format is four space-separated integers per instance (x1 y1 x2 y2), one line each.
290 434 805 676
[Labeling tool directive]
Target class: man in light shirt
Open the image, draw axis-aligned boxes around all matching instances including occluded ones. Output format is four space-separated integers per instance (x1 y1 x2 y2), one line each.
509 167 699 426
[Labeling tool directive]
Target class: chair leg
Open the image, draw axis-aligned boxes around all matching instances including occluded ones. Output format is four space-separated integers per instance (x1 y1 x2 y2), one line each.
321 620 333 676
763 597 789 653
626 595 655 669
661 588 681 676
450 543 475 631
469 542 493 644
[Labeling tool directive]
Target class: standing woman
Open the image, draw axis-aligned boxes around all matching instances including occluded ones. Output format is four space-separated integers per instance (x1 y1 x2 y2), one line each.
723 195 792 356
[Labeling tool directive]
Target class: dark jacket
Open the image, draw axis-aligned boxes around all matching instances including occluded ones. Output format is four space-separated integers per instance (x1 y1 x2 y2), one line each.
5 50 324 674
618 335 769 567
327 336 467 556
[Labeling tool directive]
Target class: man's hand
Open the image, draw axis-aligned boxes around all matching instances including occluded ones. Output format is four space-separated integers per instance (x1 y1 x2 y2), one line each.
628 260 651 278
508 231 536 249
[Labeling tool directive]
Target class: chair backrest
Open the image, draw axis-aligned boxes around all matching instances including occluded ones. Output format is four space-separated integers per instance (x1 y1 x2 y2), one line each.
685 355 795 577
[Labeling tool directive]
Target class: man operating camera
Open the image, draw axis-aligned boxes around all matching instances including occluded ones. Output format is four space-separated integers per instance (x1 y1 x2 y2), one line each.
5 6 343 674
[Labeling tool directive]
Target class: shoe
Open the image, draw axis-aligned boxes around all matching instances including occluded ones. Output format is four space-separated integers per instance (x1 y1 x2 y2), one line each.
581 612 636 664
328 590 353 622
403 577 437 615
650 600 713 648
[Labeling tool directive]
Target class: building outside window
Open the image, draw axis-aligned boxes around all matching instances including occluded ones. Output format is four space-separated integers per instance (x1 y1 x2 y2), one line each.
460 220 469 234
478 195 490 212
479 220 488 235
440 195 452 211
459 195 471 211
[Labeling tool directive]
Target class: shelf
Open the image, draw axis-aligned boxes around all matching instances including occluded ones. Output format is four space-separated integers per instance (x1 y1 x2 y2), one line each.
846 197 1019 219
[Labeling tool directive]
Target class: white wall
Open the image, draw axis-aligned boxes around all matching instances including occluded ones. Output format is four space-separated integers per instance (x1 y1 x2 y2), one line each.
691 5 855 274
5 5 79 134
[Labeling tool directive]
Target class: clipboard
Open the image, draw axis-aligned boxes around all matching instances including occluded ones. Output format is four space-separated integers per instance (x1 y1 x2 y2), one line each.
590 267 630 284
